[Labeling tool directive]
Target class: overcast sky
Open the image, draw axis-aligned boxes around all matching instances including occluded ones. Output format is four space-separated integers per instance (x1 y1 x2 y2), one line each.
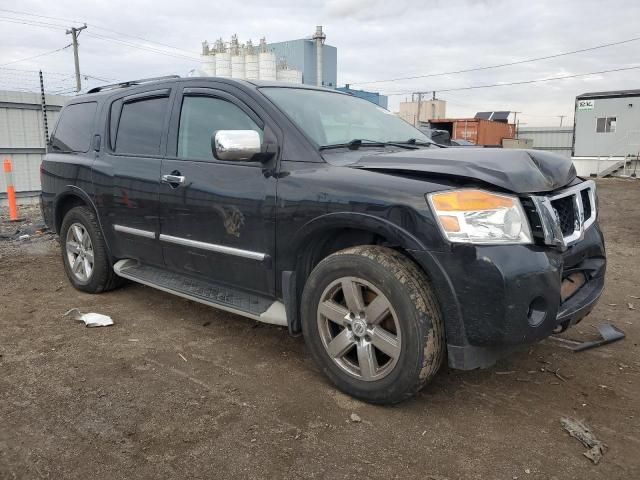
1 0 638 126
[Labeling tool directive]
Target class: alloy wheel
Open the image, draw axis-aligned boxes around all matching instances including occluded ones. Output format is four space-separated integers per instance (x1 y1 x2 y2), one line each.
317 277 401 381
65 223 94 282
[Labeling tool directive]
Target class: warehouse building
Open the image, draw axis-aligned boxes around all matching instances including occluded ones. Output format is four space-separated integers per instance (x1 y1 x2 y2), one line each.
0 90 67 204
517 127 574 158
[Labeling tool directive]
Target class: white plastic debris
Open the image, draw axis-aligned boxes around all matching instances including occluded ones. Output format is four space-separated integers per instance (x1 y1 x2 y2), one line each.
63 308 114 327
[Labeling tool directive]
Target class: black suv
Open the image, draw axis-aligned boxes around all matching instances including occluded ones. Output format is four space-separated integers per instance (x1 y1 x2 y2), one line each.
41 76 605 404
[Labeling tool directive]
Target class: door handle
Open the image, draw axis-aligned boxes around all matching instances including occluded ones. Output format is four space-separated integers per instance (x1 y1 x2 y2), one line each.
161 174 186 186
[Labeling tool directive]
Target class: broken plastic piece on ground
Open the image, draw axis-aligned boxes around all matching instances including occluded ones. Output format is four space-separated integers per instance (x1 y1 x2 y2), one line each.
560 417 607 464
549 323 625 352
63 308 114 327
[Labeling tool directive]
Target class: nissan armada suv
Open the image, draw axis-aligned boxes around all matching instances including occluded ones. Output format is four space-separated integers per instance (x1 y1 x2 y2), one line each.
41 76 606 404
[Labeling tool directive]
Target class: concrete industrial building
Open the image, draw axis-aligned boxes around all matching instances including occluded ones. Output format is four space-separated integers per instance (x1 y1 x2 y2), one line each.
336 85 388 108
0 90 67 203
398 98 447 125
200 26 337 87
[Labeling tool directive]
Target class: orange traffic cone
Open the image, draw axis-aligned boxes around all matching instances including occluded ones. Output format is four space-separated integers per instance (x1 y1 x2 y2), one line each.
3 158 19 222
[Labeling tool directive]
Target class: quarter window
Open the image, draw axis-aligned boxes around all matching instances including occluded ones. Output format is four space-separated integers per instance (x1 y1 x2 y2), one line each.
596 117 616 133
114 96 169 155
178 96 262 160
50 102 97 153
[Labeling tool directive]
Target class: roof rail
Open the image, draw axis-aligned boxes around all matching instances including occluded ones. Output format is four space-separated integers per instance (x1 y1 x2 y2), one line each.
87 75 181 94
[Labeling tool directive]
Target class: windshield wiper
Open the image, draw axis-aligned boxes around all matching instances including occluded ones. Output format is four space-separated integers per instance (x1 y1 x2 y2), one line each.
402 138 445 148
319 139 419 151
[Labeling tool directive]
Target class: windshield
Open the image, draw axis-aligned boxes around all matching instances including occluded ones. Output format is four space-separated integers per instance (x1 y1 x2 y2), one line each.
260 87 431 147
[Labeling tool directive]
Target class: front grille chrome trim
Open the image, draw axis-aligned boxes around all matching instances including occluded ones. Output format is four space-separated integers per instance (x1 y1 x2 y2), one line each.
530 180 596 250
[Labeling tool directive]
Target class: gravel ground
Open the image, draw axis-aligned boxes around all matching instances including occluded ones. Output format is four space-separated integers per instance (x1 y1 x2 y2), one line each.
1 179 639 479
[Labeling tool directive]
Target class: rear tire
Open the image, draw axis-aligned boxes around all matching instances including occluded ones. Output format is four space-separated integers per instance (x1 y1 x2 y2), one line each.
301 245 444 405
60 206 121 293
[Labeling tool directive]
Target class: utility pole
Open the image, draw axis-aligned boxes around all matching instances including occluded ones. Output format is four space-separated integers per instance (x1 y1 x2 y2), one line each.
415 92 423 127
558 115 566 127
66 24 87 92
512 111 522 138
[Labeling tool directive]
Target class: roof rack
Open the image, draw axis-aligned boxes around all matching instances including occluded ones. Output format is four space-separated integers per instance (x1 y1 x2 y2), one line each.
87 75 181 94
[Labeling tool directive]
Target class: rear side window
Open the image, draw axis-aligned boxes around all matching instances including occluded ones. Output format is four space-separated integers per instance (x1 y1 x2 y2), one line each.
50 102 97 153
114 97 169 155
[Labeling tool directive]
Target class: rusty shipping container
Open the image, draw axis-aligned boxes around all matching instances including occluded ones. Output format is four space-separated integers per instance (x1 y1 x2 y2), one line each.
430 118 515 146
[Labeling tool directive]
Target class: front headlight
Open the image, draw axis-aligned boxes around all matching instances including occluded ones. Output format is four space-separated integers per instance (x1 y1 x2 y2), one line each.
427 189 532 244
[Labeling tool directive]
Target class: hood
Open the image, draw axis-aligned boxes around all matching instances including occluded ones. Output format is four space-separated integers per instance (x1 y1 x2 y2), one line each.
345 147 576 194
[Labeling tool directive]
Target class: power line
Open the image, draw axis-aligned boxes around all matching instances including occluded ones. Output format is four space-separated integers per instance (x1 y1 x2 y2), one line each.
0 14 199 61
0 44 71 67
384 65 640 96
0 16 67 31
84 31 199 60
351 36 640 86
0 9 198 56
0 66 70 76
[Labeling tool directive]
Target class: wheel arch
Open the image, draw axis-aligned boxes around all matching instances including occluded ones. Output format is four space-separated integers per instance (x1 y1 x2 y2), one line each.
283 213 428 334
53 186 113 258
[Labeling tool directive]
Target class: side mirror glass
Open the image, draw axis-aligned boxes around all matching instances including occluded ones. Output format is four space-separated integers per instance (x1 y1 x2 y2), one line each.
212 130 261 161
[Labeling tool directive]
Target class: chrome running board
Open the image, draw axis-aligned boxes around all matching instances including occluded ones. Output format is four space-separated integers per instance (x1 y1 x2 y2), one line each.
113 259 287 326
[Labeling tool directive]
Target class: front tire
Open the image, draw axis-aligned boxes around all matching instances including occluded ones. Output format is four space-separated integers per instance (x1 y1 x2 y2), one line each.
301 246 444 405
60 206 121 293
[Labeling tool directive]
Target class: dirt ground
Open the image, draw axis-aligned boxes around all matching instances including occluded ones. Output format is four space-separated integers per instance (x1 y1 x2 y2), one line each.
1 178 638 479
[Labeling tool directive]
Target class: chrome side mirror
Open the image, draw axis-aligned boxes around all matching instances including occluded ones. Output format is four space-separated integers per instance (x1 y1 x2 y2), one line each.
212 130 261 161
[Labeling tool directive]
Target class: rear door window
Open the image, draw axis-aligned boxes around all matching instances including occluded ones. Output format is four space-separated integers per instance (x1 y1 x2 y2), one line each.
50 102 97 153
114 96 169 156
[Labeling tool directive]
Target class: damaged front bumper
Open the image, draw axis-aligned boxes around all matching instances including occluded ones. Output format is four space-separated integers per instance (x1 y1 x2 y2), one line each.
409 223 606 370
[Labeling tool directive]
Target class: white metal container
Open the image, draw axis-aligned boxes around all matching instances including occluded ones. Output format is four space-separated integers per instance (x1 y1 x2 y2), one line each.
231 53 246 79
258 51 277 81
200 54 216 77
215 50 231 78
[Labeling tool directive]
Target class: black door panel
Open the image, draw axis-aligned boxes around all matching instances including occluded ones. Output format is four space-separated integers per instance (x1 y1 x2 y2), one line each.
92 90 173 266
159 86 277 295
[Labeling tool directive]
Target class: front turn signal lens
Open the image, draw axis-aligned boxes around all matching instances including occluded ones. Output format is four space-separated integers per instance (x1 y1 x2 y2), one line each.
427 189 533 245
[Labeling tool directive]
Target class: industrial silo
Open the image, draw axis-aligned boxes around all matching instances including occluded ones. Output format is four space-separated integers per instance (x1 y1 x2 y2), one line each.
200 54 216 77
258 37 276 81
245 40 259 80
214 39 231 78
199 41 216 76
230 35 246 79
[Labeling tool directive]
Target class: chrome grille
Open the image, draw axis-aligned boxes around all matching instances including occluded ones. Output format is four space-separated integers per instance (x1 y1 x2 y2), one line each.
551 195 577 236
530 180 596 250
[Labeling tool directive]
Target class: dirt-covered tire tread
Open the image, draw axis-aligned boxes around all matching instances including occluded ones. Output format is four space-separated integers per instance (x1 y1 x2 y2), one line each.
301 245 444 404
